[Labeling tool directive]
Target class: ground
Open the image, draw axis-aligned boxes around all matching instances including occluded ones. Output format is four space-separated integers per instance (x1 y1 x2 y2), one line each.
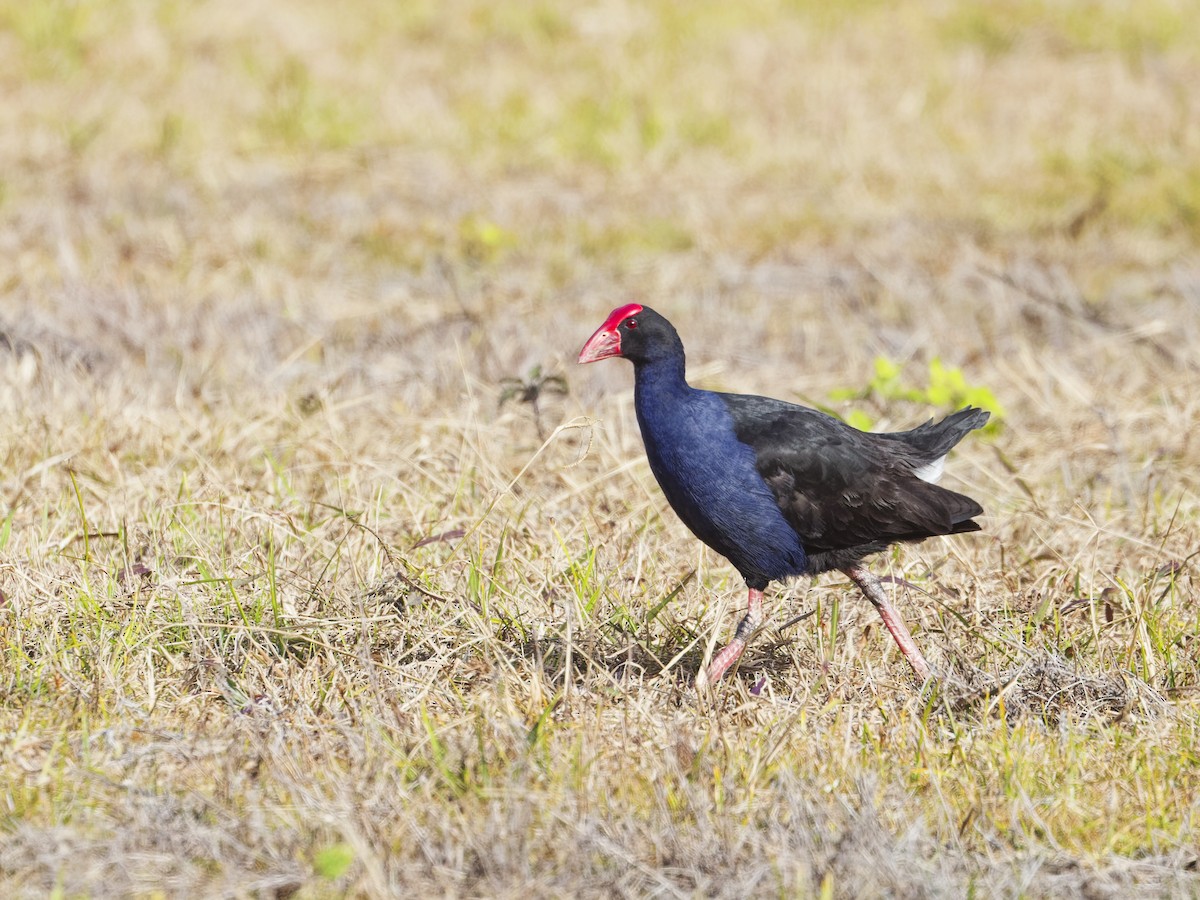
1 1 1199 897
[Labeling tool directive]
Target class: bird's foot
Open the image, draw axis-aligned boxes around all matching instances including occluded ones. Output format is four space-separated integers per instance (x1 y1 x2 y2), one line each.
917 662 943 687
696 638 747 691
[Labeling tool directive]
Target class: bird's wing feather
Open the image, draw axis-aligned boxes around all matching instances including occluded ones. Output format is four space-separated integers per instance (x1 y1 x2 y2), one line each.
719 393 983 553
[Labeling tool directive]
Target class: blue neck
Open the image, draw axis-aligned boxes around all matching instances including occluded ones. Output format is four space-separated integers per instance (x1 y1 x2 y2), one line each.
633 354 689 403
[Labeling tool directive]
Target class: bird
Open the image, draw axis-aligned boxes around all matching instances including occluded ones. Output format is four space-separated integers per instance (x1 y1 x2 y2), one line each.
578 303 988 689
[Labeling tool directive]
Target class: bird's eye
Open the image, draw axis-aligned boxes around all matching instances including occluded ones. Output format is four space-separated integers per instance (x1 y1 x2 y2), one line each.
626 318 639 329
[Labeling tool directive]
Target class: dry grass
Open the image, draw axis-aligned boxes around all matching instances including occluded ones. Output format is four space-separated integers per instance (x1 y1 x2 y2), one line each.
1 0 1199 896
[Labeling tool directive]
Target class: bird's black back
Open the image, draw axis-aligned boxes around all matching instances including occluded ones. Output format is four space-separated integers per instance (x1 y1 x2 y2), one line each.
720 394 987 574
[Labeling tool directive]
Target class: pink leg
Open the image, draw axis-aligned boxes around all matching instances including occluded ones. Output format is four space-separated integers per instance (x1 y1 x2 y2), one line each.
842 565 932 680
697 588 764 689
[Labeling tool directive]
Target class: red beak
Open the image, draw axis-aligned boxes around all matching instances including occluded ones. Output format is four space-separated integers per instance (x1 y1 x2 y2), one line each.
578 326 621 363
578 303 643 364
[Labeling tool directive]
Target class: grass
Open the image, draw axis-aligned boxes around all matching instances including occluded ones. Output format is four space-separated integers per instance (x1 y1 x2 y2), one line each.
1 0 1199 896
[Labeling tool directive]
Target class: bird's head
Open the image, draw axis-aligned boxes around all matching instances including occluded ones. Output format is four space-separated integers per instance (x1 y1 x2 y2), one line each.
578 304 682 367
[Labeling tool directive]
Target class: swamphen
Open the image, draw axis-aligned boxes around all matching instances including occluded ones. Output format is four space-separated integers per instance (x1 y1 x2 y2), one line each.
578 304 988 688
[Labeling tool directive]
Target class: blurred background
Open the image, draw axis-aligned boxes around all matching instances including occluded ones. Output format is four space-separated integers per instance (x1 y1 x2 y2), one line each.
3 0 1196 412
1 1 1199 895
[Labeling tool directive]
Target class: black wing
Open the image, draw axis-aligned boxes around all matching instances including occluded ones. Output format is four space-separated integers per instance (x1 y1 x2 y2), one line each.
720 394 985 563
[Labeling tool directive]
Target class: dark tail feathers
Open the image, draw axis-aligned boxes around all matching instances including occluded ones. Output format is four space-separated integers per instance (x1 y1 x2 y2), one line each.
885 406 990 461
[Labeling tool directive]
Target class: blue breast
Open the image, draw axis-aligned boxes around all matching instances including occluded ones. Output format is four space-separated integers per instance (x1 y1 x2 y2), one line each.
633 365 809 588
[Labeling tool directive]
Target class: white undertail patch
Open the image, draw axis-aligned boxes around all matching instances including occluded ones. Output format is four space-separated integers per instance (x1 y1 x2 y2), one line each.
914 455 946 484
